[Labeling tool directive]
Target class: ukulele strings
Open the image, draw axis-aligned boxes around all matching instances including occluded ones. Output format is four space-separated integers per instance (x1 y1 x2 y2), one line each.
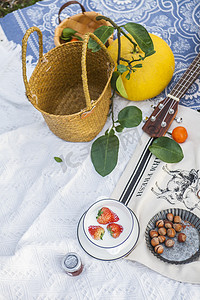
151 54 200 121
170 53 200 99
162 99 177 124
152 98 176 119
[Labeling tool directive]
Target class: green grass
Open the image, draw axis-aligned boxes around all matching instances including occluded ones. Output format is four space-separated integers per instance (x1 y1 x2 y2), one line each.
0 0 41 18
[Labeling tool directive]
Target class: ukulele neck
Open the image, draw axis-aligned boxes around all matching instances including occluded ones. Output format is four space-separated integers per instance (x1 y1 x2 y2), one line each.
169 52 200 100
142 53 200 137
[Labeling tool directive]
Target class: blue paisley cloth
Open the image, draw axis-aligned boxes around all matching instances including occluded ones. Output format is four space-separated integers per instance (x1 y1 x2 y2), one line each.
1 0 200 109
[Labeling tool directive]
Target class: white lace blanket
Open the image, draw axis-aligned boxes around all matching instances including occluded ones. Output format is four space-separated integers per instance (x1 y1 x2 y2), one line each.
0 28 200 299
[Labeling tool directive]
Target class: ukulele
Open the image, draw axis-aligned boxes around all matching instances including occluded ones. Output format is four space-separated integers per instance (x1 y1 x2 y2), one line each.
142 52 200 137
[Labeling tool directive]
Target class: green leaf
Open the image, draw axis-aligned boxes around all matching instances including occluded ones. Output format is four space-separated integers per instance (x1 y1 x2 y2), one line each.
88 26 114 52
115 125 124 132
54 157 63 163
111 71 120 91
62 28 77 38
117 64 128 74
91 132 119 177
123 23 155 56
145 49 156 57
133 64 142 68
105 129 109 135
100 232 104 240
149 137 184 163
116 75 128 98
118 106 142 128
109 128 115 136
60 36 71 41
125 73 130 80
74 35 83 41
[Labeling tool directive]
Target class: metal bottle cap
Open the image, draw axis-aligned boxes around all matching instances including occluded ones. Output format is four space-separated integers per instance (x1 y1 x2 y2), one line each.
62 252 82 273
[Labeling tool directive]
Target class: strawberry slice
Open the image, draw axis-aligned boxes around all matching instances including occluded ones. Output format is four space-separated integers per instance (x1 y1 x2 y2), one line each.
88 226 105 240
107 223 123 238
96 207 119 224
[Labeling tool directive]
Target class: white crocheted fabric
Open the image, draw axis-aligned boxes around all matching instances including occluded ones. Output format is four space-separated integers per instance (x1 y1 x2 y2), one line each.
0 26 200 299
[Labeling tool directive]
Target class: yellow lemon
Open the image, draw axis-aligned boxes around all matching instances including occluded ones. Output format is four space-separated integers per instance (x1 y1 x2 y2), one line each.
108 33 175 101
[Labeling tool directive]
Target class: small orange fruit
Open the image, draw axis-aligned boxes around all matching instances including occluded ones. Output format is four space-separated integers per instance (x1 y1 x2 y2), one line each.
70 38 79 42
172 126 188 143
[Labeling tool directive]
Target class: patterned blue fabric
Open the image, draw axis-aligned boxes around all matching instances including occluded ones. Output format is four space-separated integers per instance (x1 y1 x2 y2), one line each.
1 0 200 109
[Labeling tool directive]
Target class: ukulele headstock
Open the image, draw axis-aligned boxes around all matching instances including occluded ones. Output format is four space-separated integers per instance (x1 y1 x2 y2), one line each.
142 97 178 137
142 52 200 137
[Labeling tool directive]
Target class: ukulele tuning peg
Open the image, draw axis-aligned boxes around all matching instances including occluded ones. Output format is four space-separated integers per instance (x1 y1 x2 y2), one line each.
143 116 149 123
161 121 167 127
175 116 182 123
151 104 157 109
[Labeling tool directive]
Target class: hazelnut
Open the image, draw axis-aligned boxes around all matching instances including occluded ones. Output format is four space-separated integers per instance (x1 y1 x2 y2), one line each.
164 220 173 229
166 213 174 222
154 244 164 254
158 227 167 236
165 239 175 248
151 237 159 247
156 219 164 228
173 223 182 232
158 235 166 243
149 230 158 238
178 233 186 243
167 228 176 238
174 215 181 223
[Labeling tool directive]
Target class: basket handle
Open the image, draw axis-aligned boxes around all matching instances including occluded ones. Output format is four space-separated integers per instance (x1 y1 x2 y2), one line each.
81 32 113 112
22 27 43 101
58 1 86 24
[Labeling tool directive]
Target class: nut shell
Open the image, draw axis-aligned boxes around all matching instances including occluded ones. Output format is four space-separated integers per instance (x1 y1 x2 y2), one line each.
154 244 164 254
164 220 173 229
165 239 175 248
158 227 167 236
167 228 176 238
166 213 174 222
151 237 159 247
158 235 166 243
174 215 181 223
149 230 158 238
156 219 164 228
178 233 186 243
173 223 182 232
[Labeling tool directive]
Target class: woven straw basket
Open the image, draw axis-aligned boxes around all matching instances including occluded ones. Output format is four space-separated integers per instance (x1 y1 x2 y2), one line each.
22 27 114 142
54 0 113 47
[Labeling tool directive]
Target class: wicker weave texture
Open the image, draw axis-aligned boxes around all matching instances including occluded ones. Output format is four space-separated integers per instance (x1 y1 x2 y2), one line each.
54 11 113 47
22 27 114 142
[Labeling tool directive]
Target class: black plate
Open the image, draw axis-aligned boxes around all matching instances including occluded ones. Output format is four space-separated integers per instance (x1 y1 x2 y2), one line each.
145 208 200 264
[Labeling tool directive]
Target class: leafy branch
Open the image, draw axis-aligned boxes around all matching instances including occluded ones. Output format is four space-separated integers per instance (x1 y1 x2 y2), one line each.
88 16 155 95
87 16 157 176
53 17 184 173
91 106 142 177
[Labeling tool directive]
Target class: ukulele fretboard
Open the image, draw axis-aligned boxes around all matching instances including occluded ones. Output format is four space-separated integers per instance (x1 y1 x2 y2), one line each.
168 52 200 100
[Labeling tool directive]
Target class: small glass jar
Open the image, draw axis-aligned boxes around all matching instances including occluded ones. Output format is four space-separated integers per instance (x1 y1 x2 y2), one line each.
62 252 83 276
